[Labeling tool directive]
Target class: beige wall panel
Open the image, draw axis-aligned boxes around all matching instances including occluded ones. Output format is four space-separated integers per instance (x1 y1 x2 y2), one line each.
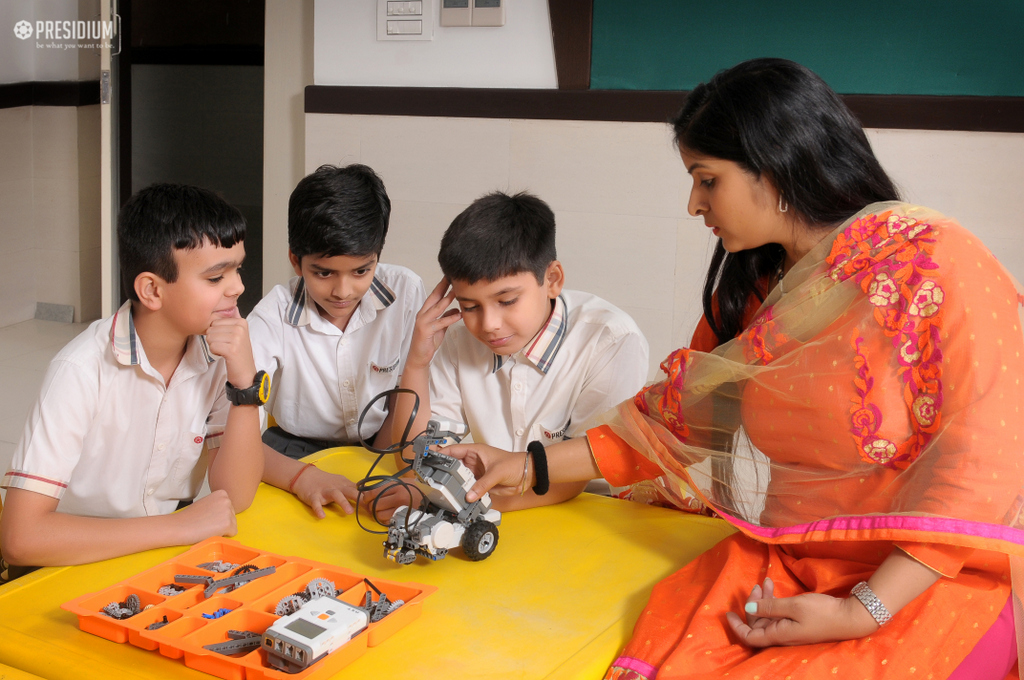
31 107 79 181
509 119 684 219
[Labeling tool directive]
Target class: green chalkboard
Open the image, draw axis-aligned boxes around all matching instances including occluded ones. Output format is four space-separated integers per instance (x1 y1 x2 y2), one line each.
591 0 1024 96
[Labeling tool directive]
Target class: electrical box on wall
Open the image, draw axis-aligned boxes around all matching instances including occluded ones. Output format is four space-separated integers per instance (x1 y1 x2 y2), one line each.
472 0 505 26
377 0 434 41
439 0 505 27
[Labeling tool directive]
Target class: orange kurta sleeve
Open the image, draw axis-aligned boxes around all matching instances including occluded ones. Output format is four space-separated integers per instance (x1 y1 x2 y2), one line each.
896 542 973 578
587 425 663 487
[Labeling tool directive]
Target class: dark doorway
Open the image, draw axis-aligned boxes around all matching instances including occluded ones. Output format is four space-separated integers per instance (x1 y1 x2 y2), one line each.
119 0 265 315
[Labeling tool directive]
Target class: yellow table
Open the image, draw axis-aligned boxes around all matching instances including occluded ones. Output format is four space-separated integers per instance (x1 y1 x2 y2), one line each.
0 448 735 680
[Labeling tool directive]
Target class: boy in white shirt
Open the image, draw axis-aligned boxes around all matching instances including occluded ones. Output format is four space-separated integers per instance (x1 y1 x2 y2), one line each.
0 184 264 570
249 164 424 518
391 191 648 510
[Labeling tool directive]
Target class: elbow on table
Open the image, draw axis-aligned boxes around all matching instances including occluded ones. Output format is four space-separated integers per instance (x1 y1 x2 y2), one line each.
1 525 38 567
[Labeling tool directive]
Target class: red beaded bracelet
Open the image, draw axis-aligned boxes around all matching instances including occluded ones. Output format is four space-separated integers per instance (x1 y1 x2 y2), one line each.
287 463 316 493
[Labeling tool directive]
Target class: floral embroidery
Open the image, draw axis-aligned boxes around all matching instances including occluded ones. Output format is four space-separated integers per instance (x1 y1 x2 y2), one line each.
635 348 691 443
828 210 944 469
737 306 788 364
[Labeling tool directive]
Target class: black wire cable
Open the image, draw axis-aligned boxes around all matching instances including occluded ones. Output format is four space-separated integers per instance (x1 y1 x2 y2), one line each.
353 388 434 538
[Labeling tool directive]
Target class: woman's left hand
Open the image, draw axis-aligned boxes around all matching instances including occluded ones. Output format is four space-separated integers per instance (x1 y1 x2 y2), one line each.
726 577 879 647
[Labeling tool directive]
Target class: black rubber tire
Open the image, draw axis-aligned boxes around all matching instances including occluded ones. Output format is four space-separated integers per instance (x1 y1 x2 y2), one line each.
462 520 499 561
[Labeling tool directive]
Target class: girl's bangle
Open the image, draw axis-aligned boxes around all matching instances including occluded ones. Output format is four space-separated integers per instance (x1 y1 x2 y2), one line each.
287 463 316 493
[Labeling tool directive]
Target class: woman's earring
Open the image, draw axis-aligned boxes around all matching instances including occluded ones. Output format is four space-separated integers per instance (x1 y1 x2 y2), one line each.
778 195 788 213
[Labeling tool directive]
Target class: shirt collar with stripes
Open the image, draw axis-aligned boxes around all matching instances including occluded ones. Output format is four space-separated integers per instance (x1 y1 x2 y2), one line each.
492 294 568 375
285 275 396 327
110 299 214 367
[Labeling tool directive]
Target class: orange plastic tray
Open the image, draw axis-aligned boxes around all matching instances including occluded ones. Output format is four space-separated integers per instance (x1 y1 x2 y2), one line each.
60 538 436 680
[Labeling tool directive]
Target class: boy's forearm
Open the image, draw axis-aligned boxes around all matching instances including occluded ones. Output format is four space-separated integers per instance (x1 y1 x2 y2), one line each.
208 404 264 510
392 365 432 466
1 492 191 566
261 443 307 490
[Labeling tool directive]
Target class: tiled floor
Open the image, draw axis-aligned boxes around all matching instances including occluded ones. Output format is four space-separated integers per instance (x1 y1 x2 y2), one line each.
0 318 91 502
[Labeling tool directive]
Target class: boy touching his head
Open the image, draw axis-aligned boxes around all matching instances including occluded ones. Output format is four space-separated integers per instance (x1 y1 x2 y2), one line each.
392 191 649 510
1 184 264 568
248 164 424 517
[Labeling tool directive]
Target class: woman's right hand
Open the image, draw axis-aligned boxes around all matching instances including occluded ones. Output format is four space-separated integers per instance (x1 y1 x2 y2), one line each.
443 443 527 501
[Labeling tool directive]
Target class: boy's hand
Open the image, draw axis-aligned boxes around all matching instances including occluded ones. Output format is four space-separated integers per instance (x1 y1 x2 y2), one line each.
291 468 358 518
206 308 258 389
406 278 462 370
359 478 425 522
175 489 237 542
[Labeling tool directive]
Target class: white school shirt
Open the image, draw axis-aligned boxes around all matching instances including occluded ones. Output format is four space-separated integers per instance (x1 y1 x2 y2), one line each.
1 300 230 518
429 290 649 451
247 264 425 443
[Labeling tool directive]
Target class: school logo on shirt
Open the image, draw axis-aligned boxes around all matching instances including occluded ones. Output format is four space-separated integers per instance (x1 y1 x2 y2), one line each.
542 421 570 441
194 436 204 444
370 358 400 374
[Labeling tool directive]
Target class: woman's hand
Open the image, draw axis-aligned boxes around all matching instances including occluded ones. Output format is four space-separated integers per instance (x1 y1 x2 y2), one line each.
726 577 878 647
443 443 527 501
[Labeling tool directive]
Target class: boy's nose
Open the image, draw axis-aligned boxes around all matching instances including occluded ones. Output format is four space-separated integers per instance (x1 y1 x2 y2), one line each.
480 307 501 331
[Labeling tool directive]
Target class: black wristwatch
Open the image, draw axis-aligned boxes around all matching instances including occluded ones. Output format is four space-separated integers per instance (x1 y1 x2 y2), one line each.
225 370 270 406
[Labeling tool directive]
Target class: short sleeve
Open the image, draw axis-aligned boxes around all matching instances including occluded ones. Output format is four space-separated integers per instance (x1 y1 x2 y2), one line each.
565 328 649 438
1 358 98 499
397 275 427 378
428 333 467 425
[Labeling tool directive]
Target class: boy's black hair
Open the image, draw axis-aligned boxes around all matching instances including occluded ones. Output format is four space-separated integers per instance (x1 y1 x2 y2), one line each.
439 191 556 284
288 164 391 261
118 183 246 302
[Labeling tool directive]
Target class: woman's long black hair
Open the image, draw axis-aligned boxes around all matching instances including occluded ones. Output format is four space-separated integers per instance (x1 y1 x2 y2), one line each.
673 58 901 345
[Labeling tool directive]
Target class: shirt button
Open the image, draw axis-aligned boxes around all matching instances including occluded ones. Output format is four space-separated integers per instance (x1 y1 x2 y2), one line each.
516 428 525 436
156 443 165 451
343 380 351 387
146 488 154 496
514 383 522 391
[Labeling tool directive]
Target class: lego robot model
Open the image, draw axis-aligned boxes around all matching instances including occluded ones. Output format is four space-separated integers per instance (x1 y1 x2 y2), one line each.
385 420 502 565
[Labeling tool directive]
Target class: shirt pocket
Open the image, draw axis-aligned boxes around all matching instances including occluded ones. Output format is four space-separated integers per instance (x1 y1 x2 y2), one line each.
536 418 571 445
367 354 402 389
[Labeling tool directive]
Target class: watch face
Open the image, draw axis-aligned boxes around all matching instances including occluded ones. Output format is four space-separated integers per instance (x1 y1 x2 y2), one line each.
258 371 271 403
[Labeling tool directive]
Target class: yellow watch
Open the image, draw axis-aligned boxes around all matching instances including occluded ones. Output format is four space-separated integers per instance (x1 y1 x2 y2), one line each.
226 370 270 406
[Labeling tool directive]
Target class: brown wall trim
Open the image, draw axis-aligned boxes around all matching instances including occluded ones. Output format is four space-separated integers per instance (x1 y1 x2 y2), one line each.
305 86 1024 133
549 0 592 90
0 81 101 109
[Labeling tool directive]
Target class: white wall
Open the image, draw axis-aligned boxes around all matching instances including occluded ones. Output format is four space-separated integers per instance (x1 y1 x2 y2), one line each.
313 0 557 88
302 113 1024 380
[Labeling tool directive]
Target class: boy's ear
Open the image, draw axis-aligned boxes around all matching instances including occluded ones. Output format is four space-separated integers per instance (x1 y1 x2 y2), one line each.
288 250 302 277
543 261 565 299
134 272 165 311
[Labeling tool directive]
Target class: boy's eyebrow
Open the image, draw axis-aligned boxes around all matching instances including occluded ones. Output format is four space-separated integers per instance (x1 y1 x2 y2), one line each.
309 256 377 273
201 256 244 275
456 285 522 302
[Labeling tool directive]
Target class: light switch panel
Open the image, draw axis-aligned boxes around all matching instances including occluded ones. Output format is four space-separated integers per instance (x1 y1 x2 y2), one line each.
440 0 472 26
378 0 433 40
472 0 504 26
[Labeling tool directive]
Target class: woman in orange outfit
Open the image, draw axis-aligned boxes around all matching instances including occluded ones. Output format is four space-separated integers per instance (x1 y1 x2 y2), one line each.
447 58 1024 679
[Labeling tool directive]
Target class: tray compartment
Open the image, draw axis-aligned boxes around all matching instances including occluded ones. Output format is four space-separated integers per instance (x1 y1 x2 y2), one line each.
177 540 263 569
125 606 186 651
179 609 278 680
139 615 209 659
